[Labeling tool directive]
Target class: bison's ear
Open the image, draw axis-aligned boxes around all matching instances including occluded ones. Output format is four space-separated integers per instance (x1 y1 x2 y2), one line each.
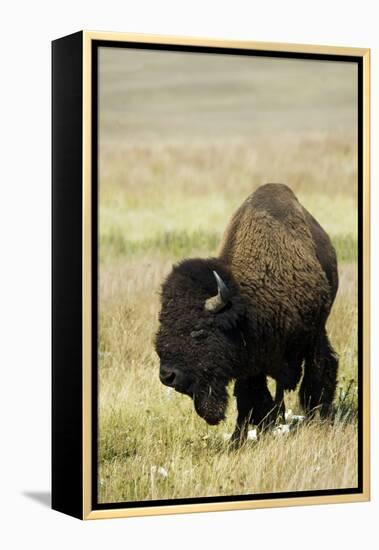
204 271 231 313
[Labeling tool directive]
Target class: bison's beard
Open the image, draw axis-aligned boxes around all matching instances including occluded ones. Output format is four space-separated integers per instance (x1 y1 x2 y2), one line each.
193 380 229 425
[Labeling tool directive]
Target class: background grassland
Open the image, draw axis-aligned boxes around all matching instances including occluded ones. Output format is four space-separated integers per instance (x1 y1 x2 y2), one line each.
98 48 358 503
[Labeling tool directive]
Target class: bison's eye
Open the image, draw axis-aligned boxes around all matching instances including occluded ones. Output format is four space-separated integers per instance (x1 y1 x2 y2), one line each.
190 329 207 340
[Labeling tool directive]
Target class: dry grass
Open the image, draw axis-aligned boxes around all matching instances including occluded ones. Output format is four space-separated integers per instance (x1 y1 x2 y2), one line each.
98 50 358 504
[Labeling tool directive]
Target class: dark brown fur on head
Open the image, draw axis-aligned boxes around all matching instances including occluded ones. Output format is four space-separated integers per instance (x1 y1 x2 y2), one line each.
155 258 247 425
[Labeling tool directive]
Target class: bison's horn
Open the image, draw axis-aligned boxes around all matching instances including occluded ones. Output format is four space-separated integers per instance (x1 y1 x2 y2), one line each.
205 270 231 313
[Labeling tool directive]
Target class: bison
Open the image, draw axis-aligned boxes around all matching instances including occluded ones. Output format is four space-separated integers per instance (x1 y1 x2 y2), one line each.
155 183 338 444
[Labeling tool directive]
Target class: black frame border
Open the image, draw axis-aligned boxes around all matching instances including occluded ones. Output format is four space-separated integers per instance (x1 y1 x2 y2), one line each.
91 40 364 512
52 31 84 519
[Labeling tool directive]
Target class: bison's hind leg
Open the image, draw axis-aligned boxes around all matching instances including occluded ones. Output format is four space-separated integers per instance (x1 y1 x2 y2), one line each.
299 329 338 418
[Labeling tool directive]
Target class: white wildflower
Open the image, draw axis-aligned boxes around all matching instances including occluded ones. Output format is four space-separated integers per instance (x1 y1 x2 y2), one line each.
272 424 290 436
285 409 305 426
247 429 258 441
151 465 168 478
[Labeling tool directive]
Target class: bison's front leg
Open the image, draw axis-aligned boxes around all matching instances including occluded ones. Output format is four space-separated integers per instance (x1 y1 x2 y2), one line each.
230 374 277 446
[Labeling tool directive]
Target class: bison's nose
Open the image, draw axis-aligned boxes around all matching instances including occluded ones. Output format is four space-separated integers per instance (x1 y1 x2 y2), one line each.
159 365 192 394
159 365 177 387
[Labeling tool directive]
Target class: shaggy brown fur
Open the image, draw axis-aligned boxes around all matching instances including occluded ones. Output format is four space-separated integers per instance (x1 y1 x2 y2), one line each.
155 184 338 443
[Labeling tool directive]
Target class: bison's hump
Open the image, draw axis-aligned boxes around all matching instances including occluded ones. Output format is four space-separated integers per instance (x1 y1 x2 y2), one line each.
247 183 302 222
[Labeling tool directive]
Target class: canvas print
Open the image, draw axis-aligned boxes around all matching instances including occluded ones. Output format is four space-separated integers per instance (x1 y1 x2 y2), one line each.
97 46 359 505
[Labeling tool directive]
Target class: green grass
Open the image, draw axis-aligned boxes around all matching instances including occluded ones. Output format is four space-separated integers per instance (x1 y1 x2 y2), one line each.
100 229 220 261
333 234 358 263
100 227 357 264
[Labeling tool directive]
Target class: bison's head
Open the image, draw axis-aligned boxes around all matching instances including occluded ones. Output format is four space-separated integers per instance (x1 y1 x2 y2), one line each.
155 258 247 425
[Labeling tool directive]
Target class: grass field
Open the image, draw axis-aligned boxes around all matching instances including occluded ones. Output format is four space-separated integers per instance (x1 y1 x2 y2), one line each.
97 49 358 503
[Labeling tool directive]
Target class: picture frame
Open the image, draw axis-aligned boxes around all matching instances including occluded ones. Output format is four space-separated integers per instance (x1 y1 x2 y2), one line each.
52 30 370 520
